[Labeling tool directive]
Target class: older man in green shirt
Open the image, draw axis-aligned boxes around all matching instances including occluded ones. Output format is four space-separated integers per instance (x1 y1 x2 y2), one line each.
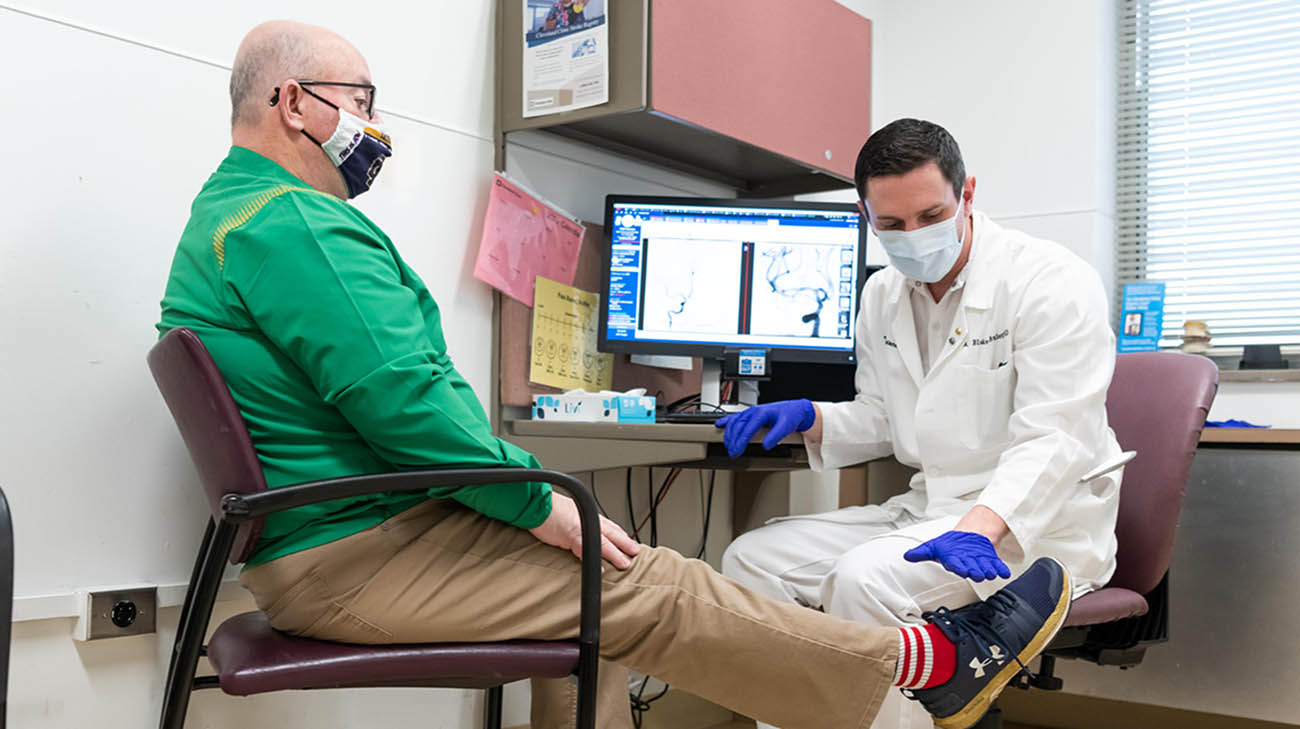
156 20 1071 729
159 140 552 569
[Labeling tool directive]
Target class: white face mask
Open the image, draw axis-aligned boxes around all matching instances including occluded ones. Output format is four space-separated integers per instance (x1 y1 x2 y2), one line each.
872 200 967 283
315 109 393 199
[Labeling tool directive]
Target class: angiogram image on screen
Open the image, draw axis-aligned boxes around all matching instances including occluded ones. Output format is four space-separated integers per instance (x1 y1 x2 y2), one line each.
640 238 742 335
749 242 852 339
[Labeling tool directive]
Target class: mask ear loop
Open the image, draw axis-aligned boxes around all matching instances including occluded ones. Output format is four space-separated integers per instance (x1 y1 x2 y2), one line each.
297 86 341 147
956 196 975 249
271 85 336 146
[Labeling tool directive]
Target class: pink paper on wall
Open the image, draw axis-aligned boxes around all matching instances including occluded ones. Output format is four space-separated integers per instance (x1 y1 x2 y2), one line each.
473 172 585 307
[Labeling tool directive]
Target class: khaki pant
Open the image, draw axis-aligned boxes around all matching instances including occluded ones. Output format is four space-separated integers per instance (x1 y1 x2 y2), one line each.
724 510 980 729
240 499 899 729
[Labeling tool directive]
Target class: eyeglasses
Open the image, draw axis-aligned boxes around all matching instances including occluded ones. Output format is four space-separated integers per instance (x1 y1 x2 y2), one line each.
269 80 378 119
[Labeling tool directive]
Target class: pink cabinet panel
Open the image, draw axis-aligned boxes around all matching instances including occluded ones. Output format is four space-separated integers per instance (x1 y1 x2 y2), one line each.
650 0 871 181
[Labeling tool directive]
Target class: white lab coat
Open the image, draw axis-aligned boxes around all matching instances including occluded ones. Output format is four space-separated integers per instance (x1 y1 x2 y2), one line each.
810 211 1124 598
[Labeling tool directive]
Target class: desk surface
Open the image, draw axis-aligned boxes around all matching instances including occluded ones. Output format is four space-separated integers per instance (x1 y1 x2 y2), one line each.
503 419 806 472
506 419 804 445
509 420 1300 451
1199 428 1300 445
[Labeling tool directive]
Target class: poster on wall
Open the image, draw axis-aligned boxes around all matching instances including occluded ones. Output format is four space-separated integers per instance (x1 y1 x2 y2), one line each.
522 0 609 118
1117 281 1166 353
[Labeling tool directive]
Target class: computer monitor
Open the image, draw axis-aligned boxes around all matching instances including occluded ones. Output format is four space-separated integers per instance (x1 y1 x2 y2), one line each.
598 195 867 366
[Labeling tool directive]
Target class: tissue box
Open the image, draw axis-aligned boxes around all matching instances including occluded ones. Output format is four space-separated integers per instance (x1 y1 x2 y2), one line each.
532 392 656 423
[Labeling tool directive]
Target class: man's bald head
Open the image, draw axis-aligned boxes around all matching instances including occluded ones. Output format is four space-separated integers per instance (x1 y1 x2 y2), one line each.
229 21 366 128
228 22 378 199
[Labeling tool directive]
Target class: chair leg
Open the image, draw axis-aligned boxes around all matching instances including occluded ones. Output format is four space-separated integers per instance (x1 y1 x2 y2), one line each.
482 685 503 729
159 520 235 729
164 520 214 690
574 643 599 729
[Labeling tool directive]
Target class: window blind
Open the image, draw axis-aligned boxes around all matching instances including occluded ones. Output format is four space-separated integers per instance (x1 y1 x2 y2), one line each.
1117 0 1300 347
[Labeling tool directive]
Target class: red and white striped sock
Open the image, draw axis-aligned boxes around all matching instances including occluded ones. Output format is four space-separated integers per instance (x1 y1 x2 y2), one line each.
892 624 957 689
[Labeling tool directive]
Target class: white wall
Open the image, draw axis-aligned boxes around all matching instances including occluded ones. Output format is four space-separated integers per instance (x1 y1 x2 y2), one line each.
503 130 735 222
1208 380 1300 428
1 0 500 601
0 1 525 726
837 0 1120 292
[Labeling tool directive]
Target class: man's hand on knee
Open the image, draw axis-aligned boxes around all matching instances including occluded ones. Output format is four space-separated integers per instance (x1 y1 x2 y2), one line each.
529 493 640 569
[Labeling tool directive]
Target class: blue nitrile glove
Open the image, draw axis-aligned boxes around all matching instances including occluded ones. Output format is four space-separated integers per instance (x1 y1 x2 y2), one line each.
903 531 1011 582
713 399 817 459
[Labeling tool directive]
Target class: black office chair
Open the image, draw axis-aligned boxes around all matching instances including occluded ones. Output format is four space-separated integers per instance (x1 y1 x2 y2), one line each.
0 486 12 729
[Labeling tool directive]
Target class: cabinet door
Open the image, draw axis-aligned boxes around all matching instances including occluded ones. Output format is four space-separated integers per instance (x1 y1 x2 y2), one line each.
650 0 872 180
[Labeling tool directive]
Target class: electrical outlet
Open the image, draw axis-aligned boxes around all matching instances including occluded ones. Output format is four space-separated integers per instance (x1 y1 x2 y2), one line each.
73 586 157 640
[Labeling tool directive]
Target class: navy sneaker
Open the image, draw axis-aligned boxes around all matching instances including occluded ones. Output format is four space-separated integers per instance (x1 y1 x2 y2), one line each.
905 557 1072 729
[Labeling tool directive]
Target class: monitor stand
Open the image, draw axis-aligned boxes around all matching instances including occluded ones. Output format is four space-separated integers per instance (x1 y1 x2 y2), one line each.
701 359 758 413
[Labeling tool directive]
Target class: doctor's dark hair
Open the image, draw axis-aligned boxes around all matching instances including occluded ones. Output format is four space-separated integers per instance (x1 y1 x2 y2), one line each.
854 119 966 201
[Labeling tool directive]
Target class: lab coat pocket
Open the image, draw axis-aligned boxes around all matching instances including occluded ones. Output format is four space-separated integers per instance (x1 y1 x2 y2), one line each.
953 361 1015 450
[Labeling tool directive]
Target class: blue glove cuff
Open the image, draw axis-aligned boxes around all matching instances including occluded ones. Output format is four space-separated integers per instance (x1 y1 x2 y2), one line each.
794 399 817 432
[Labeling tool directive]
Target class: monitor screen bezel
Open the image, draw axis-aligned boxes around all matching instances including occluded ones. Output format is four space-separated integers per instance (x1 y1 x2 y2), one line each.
598 194 868 365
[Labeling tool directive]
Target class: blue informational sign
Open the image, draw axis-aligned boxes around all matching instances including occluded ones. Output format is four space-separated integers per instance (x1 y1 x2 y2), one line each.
1117 282 1166 353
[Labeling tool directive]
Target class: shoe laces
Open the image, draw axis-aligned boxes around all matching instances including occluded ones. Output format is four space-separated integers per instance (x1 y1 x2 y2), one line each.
922 594 1036 681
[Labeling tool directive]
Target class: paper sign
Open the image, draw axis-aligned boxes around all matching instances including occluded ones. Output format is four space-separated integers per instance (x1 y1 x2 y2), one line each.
522 0 610 117
474 172 584 306
1118 281 1166 353
530 276 613 391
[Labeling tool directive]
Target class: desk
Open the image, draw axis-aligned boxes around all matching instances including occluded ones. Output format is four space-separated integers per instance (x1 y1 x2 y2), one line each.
503 419 806 472
1199 427 1300 446
502 419 820 536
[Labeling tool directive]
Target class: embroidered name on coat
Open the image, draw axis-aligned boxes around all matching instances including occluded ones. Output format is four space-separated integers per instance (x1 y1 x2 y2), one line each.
965 329 1010 347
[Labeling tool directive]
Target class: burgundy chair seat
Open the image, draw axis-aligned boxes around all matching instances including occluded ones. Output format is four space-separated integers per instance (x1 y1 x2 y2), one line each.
1063 587 1149 628
207 612 580 696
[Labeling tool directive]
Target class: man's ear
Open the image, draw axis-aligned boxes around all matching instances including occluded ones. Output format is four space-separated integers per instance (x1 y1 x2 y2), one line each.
962 175 977 209
856 199 873 228
275 80 308 132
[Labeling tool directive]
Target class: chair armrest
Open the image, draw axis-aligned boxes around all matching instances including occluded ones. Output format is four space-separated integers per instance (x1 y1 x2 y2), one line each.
222 468 581 520
0 487 12 712
220 468 602 656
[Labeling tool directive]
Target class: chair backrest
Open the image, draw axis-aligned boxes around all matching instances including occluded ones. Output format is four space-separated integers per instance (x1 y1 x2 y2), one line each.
1104 352 1218 596
0 486 12 728
148 328 267 563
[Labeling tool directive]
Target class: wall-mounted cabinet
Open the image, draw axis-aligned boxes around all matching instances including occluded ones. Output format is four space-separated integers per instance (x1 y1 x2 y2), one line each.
498 0 872 196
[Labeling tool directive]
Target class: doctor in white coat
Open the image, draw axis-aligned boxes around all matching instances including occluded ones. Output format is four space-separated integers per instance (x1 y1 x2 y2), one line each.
717 118 1125 729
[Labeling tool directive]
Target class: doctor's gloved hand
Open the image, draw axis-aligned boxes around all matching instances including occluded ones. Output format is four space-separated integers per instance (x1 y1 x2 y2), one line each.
903 531 1011 582
714 399 816 459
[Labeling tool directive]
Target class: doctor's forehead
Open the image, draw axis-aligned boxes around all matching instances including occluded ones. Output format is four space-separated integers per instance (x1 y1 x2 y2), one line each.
863 162 957 219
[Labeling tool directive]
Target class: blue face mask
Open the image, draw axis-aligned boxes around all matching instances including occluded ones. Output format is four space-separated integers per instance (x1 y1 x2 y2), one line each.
873 200 967 283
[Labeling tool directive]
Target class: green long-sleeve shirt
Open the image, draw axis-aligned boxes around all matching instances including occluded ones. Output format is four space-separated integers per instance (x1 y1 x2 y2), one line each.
158 146 552 566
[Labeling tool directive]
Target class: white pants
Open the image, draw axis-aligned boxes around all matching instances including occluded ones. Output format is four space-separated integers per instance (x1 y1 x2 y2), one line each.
722 505 983 729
